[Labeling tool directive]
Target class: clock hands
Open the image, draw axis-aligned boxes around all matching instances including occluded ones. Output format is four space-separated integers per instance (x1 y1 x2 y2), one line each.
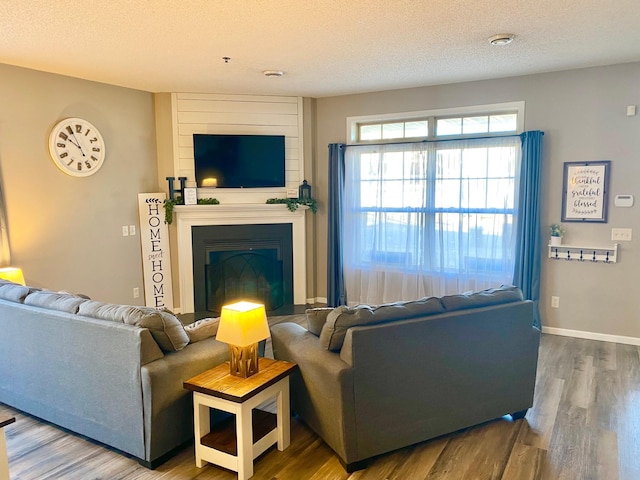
69 131 86 157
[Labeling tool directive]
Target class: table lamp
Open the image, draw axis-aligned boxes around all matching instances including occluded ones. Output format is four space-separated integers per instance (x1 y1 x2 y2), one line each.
0 267 26 286
216 301 270 378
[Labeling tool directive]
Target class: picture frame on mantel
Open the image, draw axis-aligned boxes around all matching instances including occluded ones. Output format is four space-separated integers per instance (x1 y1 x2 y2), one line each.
561 160 610 223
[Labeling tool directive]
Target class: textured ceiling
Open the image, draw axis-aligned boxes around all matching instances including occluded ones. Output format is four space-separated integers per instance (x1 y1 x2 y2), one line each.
1 0 639 98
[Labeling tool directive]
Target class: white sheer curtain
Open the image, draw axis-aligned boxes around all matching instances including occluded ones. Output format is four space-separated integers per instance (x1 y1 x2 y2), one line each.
343 136 521 305
0 181 10 266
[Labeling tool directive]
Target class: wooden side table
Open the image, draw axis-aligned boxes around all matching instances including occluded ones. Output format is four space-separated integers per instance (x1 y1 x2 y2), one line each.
184 358 297 480
0 414 15 480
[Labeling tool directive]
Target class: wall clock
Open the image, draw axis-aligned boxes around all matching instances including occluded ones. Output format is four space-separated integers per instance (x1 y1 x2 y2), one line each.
48 117 106 177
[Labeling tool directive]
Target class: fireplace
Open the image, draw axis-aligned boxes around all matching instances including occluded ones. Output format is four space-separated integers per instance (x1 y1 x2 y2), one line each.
192 224 293 313
173 204 307 314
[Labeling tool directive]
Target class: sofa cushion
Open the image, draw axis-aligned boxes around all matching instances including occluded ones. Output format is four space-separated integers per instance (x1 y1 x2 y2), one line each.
0 279 32 303
306 307 333 336
441 285 523 312
184 317 220 343
24 290 89 314
320 296 445 351
78 301 189 352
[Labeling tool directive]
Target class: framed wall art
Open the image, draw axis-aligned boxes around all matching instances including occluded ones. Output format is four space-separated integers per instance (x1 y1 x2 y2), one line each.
561 161 610 222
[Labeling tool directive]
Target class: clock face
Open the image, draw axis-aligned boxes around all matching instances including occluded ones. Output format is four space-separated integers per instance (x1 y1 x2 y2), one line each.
48 117 106 177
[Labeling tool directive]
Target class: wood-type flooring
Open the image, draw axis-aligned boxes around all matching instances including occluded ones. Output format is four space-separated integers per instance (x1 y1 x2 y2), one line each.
2 327 639 479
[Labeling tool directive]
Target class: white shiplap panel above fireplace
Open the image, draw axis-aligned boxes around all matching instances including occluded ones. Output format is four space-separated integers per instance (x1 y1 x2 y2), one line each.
169 93 304 205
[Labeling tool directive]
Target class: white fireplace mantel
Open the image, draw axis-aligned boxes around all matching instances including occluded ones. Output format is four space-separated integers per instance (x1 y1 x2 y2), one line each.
174 204 307 313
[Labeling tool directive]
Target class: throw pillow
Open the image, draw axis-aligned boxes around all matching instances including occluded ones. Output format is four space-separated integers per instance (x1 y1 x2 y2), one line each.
305 307 333 336
24 290 89 314
184 317 220 343
320 305 374 351
0 280 32 303
78 301 189 352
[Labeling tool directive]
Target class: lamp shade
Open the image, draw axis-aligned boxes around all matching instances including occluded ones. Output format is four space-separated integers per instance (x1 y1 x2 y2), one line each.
0 267 25 286
216 301 270 347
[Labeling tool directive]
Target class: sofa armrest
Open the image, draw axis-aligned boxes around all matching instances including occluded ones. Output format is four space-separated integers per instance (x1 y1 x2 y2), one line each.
270 322 356 462
140 336 229 462
271 322 351 375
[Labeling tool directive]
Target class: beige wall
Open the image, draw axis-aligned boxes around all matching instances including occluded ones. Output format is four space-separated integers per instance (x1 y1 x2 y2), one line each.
3 60 639 340
0 63 158 304
314 62 640 340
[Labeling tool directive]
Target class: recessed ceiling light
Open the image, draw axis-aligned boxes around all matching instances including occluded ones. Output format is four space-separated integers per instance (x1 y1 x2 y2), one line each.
488 34 515 46
263 70 284 78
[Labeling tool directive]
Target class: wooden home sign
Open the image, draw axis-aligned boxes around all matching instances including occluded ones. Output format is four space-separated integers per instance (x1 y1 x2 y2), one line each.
138 193 174 309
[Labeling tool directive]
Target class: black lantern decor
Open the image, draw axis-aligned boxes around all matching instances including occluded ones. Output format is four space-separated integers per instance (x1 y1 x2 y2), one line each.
299 180 311 200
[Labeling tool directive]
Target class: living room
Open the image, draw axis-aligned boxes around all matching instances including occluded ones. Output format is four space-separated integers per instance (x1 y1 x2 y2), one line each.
1 62 638 344
1 1 639 479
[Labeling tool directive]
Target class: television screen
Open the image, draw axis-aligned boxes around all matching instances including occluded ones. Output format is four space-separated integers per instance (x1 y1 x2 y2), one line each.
193 134 286 188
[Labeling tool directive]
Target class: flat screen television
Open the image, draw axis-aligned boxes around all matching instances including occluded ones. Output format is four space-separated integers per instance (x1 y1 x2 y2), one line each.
193 133 286 188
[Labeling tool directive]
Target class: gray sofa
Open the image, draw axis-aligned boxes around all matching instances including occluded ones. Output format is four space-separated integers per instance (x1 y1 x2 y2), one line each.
271 285 541 471
0 279 226 468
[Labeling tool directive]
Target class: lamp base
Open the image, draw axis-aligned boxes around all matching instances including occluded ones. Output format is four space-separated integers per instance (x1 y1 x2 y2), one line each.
228 343 260 378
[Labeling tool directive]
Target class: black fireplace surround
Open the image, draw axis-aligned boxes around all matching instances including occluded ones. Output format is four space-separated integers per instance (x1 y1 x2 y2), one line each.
192 224 294 314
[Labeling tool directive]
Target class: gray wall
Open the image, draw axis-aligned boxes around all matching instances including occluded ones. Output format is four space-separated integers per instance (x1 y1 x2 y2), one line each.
2 60 638 339
314 62 640 339
0 63 158 304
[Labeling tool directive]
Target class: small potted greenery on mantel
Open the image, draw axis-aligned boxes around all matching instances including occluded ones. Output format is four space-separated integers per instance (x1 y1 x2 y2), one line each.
549 223 565 246
266 197 318 213
163 197 220 225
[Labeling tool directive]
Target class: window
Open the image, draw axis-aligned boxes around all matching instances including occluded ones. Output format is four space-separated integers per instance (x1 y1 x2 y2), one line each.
436 113 517 136
342 135 521 305
348 102 524 144
343 103 525 305
359 120 429 141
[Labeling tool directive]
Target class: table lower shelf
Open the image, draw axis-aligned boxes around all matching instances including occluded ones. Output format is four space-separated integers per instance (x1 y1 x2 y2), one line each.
200 409 277 456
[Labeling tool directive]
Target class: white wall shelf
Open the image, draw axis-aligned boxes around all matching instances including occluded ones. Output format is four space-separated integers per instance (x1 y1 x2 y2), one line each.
547 243 618 263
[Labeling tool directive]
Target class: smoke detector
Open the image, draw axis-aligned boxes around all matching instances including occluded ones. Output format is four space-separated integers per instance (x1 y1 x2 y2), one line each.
488 34 515 46
263 70 284 77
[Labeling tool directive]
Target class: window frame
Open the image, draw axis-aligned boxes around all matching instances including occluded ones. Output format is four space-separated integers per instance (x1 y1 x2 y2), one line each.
347 101 525 145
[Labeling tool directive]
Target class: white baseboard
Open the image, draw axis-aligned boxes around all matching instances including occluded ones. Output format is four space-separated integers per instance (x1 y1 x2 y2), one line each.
542 326 640 346
306 297 327 305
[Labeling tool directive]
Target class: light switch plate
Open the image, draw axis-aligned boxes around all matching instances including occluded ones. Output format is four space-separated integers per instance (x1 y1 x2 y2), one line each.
611 228 632 241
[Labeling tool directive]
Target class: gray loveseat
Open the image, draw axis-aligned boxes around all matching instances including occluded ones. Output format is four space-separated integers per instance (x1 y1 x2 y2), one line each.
0 279 225 468
271 285 540 471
